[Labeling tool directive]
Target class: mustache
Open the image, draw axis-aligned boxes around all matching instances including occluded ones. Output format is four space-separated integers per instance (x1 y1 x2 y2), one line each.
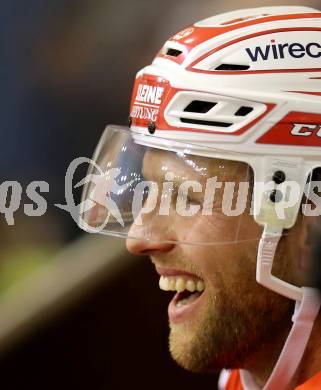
150 253 204 280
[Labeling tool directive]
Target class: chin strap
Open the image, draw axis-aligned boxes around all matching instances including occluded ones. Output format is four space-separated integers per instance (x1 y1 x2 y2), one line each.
240 226 321 390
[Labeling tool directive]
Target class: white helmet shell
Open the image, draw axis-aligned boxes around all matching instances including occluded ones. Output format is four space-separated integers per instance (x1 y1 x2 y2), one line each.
129 6 321 231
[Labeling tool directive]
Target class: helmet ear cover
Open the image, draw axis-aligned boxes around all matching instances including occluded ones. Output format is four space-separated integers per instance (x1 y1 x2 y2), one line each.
252 157 311 231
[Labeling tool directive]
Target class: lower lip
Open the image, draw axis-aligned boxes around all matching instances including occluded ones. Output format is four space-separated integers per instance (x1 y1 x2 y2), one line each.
168 290 205 324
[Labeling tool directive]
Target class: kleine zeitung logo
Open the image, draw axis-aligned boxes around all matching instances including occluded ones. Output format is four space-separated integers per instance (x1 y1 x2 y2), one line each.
130 82 165 123
135 84 165 105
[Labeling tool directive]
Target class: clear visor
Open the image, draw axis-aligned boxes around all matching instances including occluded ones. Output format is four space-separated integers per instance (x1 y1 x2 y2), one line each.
79 125 269 245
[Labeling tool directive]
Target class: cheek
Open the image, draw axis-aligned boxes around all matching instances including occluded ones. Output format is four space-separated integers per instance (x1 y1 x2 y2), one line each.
175 214 246 243
179 240 256 293
174 217 261 291
173 212 263 244
273 233 304 284
178 243 222 287
204 242 258 292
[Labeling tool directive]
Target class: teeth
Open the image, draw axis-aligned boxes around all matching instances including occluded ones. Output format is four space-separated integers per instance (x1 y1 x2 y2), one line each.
169 279 176 291
186 280 196 292
176 278 185 292
159 275 205 293
176 298 189 308
159 276 170 291
197 280 205 292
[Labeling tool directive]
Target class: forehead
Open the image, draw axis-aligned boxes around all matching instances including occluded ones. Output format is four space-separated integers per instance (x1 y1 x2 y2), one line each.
142 148 249 182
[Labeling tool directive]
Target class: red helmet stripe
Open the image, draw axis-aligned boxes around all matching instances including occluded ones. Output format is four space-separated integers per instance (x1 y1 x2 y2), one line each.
158 14 321 65
256 112 321 146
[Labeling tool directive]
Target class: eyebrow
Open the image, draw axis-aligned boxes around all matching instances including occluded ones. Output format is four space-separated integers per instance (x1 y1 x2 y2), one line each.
142 150 206 184
142 149 249 184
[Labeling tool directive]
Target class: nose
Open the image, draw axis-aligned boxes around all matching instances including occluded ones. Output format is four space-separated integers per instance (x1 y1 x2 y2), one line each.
126 220 175 255
126 236 175 255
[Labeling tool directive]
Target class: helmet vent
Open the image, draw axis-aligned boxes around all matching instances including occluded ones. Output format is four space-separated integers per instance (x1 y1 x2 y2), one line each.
184 100 217 113
215 64 250 71
164 91 267 133
180 118 231 128
166 48 183 57
235 106 254 116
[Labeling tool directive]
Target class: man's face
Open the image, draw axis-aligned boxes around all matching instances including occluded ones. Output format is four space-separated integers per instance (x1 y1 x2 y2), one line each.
126 149 294 373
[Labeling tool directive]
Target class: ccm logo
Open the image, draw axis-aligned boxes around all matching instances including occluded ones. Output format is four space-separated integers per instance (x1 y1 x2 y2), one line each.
291 123 321 137
135 84 165 105
246 41 321 62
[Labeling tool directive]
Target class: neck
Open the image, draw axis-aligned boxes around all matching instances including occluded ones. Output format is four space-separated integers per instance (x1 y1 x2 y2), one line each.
244 318 292 387
245 313 321 389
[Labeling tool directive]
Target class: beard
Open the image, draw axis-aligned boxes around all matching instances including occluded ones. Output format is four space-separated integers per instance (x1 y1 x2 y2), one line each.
168 241 294 374
169 284 293 373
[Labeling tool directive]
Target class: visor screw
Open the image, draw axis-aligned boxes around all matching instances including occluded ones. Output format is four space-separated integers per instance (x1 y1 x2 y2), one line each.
128 117 132 127
273 170 286 184
148 122 156 134
270 189 283 203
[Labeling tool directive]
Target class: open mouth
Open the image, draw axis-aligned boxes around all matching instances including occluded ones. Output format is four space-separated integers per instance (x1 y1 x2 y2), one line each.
174 289 203 307
158 274 206 324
